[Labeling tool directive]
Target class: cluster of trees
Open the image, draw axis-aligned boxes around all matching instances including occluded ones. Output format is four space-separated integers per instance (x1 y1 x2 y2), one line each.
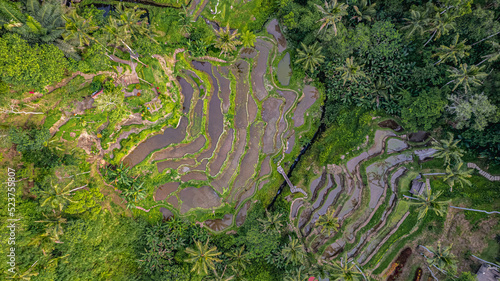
277 0 499 161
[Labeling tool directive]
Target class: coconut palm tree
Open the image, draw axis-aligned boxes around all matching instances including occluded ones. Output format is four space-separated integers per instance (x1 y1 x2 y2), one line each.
432 34 471 65
28 232 56 255
447 64 488 93
205 265 234 281
178 6 193 37
6 261 39 280
101 19 132 54
325 255 364 281
424 12 456 46
351 0 376 22
284 265 314 281
315 208 340 236
185 239 222 275
106 162 132 186
114 3 158 43
443 162 473 191
35 214 67 241
214 23 242 56
226 245 249 273
241 30 256 48
404 187 449 220
420 242 457 274
295 42 325 73
476 41 500 66
39 180 79 211
123 181 146 209
432 132 464 166
315 0 349 36
62 10 99 47
336 57 367 85
282 237 306 265
257 210 283 233
401 9 429 38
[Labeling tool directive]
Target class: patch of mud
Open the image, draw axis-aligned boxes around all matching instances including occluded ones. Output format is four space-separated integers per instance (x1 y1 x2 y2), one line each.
168 196 179 208
347 130 397 173
252 39 273 101
259 156 271 177
414 148 438 161
205 214 233 232
236 184 255 209
236 201 251 226
266 19 287 52
366 153 413 208
209 129 234 177
179 186 222 214
378 119 403 132
155 182 180 201
262 98 283 154
277 52 291 86
240 47 258 59
181 171 208 182
211 130 247 194
178 77 194 114
214 66 231 113
248 95 258 124
159 207 173 220
285 134 295 154
293 85 317 127
408 131 429 143
386 138 408 154
125 117 188 167
152 136 206 161
232 60 250 129
290 198 304 220
157 157 195 173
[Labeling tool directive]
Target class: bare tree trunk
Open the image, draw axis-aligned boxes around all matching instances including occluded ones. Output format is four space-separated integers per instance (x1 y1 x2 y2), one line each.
472 31 500 46
352 262 368 281
471 255 500 268
424 30 438 47
476 58 489 66
427 265 439 281
403 195 420 200
419 245 434 255
434 58 443 66
450 206 500 215
0 106 44 115
68 184 88 193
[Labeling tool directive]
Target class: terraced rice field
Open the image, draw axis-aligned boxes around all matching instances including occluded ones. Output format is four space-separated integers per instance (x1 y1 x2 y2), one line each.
117 20 320 231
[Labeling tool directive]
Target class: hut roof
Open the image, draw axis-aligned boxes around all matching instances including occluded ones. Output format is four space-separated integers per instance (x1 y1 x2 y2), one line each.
477 264 500 281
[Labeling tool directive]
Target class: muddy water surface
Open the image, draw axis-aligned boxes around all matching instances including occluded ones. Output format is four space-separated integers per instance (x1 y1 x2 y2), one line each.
277 52 291 86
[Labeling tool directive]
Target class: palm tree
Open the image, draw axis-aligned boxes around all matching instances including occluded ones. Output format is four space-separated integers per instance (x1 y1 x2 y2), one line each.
6 261 39 280
241 30 256 48
401 9 429 38
351 0 376 22
178 6 193 37
28 232 55 255
0 0 79 59
257 210 283 233
114 4 158 43
214 23 242 56
226 245 249 273
184 239 222 275
282 237 306 265
443 162 473 191
336 57 367 85
476 41 500 66
284 266 314 281
325 255 364 281
315 0 349 36
123 182 146 209
62 10 99 47
432 132 464 166
39 181 78 211
432 34 471 65
35 214 67 241
447 64 488 93
205 265 234 281
315 208 340 236
106 162 132 186
101 19 132 54
424 12 456 47
295 42 325 73
420 242 457 274
404 187 449 220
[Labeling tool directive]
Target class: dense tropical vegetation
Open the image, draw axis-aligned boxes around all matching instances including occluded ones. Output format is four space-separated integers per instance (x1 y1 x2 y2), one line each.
0 0 499 280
